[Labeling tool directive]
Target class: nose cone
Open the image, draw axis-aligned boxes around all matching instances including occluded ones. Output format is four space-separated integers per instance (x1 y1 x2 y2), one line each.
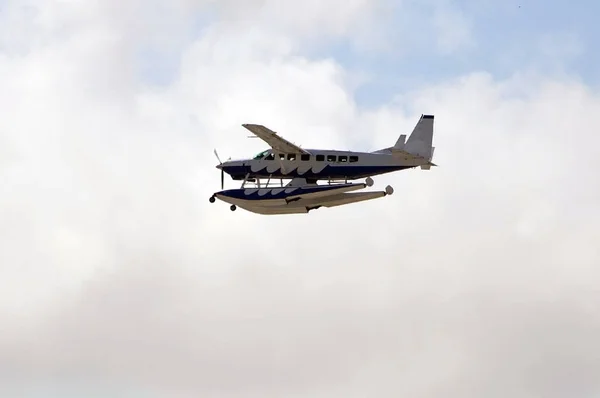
216 160 246 180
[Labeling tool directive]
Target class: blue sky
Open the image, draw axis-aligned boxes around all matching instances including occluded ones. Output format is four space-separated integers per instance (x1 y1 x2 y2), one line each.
136 0 599 106
326 0 599 105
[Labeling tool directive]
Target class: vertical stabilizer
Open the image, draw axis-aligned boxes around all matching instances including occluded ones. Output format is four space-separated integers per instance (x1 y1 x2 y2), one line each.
404 114 434 159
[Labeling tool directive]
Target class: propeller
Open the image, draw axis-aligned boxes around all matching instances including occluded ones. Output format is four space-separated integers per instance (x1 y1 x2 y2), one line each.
214 149 224 190
213 148 222 164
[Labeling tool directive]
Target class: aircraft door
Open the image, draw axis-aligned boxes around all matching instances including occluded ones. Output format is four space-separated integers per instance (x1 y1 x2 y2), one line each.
253 149 273 173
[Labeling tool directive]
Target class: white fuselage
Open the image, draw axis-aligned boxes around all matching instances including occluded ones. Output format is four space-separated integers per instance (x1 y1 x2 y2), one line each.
219 149 427 181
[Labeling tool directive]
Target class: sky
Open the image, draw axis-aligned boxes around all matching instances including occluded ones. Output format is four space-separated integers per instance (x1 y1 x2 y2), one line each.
1 0 599 397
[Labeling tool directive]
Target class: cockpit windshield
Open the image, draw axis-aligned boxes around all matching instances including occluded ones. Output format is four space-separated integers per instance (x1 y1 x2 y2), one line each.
253 149 270 160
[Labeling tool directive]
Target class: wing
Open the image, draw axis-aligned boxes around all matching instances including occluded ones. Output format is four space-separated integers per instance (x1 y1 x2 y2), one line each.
242 124 310 154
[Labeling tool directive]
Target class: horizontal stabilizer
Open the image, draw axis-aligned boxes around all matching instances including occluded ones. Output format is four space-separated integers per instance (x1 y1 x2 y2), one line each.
394 134 407 149
420 162 437 170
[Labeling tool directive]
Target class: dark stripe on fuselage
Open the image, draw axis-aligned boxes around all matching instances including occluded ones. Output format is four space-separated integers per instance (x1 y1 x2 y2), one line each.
223 165 414 180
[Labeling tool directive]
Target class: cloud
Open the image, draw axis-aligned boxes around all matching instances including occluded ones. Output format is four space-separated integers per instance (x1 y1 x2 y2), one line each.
211 0 376 38
1 1 600 397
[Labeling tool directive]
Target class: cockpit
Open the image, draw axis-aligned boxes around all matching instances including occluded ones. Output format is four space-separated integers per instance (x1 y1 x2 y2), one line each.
253 150 269 159
253 149 274 160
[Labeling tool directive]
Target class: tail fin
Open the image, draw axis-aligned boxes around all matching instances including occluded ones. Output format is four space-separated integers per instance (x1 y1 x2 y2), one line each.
400 114 434 160
372 114 436 168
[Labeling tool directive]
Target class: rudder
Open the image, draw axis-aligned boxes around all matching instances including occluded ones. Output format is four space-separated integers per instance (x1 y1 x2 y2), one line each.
404 114 434 159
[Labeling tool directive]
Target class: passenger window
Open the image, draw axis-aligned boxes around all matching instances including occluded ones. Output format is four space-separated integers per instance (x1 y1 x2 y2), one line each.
287 154 296 161
316 155 324 161
326 154 336 162
265 153 275 160
339 156 348 162
349 156 358 163
300 154 310 161
279 153 285 160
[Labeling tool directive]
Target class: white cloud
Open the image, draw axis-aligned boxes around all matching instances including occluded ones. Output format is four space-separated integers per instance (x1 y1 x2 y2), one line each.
214 0 376 38
1 1 599 397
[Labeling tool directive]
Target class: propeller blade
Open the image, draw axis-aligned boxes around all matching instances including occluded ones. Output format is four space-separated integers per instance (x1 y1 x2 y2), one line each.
213 148 222 165
221 168 224 190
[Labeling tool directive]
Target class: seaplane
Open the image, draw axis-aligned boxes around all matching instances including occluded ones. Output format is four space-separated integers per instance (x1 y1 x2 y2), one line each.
209 114 436 215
